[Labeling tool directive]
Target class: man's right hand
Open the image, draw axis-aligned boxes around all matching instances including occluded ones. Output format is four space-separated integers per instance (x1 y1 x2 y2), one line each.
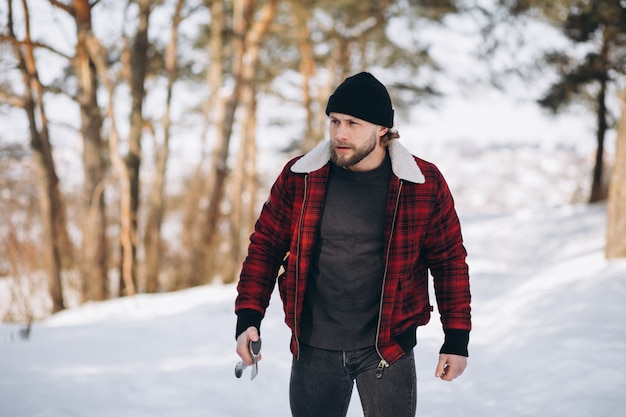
236 326 261 366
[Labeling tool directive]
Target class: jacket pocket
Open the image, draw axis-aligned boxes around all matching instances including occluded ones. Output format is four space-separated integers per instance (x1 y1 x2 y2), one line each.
277 253 289 303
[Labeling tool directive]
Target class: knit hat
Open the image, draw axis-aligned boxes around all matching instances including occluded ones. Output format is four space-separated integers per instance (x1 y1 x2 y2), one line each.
325 72 394 128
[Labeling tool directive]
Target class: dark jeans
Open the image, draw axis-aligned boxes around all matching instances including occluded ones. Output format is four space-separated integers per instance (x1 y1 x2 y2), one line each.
289 343 417 417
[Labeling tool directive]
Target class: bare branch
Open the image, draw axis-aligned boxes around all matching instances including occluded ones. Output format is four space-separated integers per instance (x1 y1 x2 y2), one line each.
0 35 72 61
0 90 26 108
47 0 74 15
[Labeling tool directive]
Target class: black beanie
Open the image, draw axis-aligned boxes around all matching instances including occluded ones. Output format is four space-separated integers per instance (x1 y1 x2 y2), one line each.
325 72 394 128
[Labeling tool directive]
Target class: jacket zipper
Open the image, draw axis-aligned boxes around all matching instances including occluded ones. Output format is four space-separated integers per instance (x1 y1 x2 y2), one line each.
293 174 308 360
374 180 403 378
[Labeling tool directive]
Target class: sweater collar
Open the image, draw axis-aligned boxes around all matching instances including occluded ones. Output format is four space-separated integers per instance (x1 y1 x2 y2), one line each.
290 140 425 184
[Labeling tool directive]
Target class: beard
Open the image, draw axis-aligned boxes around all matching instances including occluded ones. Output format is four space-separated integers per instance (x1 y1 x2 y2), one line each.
330 129 378 168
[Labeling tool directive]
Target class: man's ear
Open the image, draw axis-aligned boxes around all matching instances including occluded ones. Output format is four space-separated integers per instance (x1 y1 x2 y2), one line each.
378 126 389 137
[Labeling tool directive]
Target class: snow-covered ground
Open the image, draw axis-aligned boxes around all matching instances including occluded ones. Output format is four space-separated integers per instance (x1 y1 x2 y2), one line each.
1 202 625 417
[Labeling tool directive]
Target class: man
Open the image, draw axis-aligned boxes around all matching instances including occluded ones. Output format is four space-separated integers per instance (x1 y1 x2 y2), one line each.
235 72 471 417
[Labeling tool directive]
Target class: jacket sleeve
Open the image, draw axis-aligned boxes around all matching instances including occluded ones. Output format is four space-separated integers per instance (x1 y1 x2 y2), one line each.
422 169 472 356
235 163 295 339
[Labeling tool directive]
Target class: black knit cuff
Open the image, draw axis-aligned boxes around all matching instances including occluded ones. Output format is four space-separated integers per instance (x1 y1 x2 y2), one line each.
235 309 263 340
439 329 470 357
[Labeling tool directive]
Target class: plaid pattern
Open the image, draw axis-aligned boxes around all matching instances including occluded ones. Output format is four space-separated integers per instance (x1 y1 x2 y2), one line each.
236 154 471 364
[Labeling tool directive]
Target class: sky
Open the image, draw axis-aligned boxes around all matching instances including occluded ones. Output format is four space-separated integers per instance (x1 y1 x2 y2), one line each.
1 203 625 417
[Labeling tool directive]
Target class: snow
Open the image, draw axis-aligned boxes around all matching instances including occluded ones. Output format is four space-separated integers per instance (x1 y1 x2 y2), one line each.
1 203 625 417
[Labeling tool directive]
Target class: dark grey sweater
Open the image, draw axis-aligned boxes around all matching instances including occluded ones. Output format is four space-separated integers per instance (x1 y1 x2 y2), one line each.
300 155 391 350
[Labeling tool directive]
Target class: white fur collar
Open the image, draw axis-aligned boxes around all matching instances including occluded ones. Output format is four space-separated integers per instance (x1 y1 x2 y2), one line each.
290 140 425 184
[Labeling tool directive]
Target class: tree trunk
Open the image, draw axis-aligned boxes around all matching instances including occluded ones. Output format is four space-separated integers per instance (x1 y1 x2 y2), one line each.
143 0 184 293
175 0 224 290
293 4 318 152
196 0 251 284
84 32 137 297
68 0 109 302
223 0 276 283
589 75 608 203
223 76 258 284
119 0 151 295
606 89 626 258
8 1 66 313
243 96 259 247
192 0 277 285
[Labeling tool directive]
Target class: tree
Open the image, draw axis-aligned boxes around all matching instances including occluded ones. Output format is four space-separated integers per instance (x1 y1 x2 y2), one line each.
50 0 110 302
606 88 626 258
84 28 138 298
538 0 626 202
175 0 224 290
181 0 279 286
1 0 74 313
119 0 152 296
142 0 187 292
487 0 626 203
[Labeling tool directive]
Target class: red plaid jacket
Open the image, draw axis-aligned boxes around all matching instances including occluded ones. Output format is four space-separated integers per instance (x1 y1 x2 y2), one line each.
235 141 471 365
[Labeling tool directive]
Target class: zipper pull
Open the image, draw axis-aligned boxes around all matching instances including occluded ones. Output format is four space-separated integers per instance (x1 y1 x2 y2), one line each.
375 359 389 379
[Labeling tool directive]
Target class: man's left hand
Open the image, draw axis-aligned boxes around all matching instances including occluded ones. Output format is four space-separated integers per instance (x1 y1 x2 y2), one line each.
435 354 467 381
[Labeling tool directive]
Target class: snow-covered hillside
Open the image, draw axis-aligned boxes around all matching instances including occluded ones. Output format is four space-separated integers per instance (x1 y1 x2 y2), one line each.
1 203 625 417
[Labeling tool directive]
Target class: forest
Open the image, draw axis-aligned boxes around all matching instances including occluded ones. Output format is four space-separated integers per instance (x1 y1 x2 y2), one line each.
1 0 625 323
